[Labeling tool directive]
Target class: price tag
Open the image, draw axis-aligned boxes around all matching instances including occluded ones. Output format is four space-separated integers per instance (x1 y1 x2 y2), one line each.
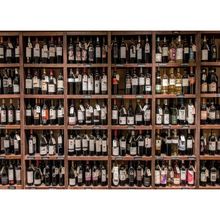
176 94 184 98
0 156 5 159
162 125 170 129
28 156 35 160
137 64 145 67
89 106 93 113
115 156 123 160
181 63 188 67
127 125 135 129
136 95 144 98
84 95 91 99
85 64 91 67
96 104 101 111
181 125 189 128
116 64 124 67
57 156 64 160
116 95 123 98
134 156 142 160
36 106 41 113
93 125 100 129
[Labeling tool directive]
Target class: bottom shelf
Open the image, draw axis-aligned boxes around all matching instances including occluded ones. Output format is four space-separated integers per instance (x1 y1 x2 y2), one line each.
25 184 65 189
199 185 220 189
155 185 196 189
111 185 152 189
0 184 23 189
68 185 108 189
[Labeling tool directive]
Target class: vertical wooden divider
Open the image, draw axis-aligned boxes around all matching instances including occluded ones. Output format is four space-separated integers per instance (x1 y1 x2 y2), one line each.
151 32 156 188
107 31 112 188
63 32 68 189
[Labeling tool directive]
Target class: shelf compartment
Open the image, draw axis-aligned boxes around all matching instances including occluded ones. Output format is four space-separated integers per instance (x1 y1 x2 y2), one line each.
111 125 152 130
111 95 152 99
68 125 108 130
0 154 21 160
111 156 152 161
155 155 196 160
22 31 64 36
25 185 65 189
110 185 152 189
68 185 109 189
155 94 196 99
67 95 108 99
24 64 64 68
68 156 108 161
25 154 64 160
24 125 65 130
66 31 108 36
0 184 22 189
24 94 64 99
66 64 108 68
155 125 196 129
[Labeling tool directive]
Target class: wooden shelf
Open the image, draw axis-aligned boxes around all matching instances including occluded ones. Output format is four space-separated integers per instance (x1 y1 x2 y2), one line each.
68 156 108 161
0 184 22 189
111 156 152 161
200 93 220 98
200 155 220 160
25 185 65 189
111 95 152 99
111 125 152 130
111 63 152 68
23 31 64 36
66 63 108 68
155 185 196 189
68 125 108 130
155 125 196 129
67 31 108 36
111 31 152 35
24 125 64 130
155 62 196 67
110 185 152 189
68 185 108 189
0 154 21 160
25 154 65 160
67 95 108 99
24 64 64 68
155 155 196 160
0 125 20 129
200 125 220 129
201 61 220 66
24 94 64 99
0 63 20 67
0 94 21 98
155 94 196 98
199 185 220 189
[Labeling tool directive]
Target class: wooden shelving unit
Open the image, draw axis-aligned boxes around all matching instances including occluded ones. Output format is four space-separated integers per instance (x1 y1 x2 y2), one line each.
1 31 220 189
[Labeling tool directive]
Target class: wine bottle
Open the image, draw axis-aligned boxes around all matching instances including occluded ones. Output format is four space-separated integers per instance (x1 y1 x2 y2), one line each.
49 36 55 63
56 37 63 63
68 37 74 63
33 37 40 63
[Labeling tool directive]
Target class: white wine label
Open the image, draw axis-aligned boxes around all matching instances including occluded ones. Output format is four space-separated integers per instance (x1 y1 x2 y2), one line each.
56 46 63 56
202 49 208 60
176 48 183 60
26 79 32 89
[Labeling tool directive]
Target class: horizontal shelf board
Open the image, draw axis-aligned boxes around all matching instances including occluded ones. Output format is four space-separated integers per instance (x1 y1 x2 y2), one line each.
111 156 152 161
155 185 196 189
22 31 64 36
68 125 108 130
155 31 198 35
111 63 152 68
24 125 64 130
66 31 108 36
0 154 21 160
200 93 220 98
24 64 64 68
200 125 220 129
68 185 108 189
200 155 220 160
0 94 21 98
155 94 195 98
67 64 108 68
0 31 19 36
25 154 64 160
110 185 152 189
155 155 196 160
155 125 196 129
199 185 220 189
25 185 65 189
68 156 108 161
24 94 64 99
111 31 152 35
0 184 22 189
0 63 20 68
67 95 108 99
111 95 152 99
111 125 152 130
201 62 220 66
155 62 196 67
0 125 21 129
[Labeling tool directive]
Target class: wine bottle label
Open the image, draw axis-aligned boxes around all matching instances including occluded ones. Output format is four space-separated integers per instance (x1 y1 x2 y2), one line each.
145 137 152 149
187 139 193 149
169 79 175 86
201 110 208 120
135 114 143 122
14 139 19 150
28 140 34 154
88 47 94 61
187 170 194 185
26 79 32 89
131 78 138 86
75 139 81 151
202 49 208 60
119 116 126 125
58 109 64 118
0 48 4 57
119 170 126 181
101 170 107 182
3 79 8 88
180 170 186 181
69 178 76 186
34 179 41 185
176 48 183 60
119 140 126 150
139 77 145 86
209 142 216 151
82 139 88 150
68 139 74 151
4 139 10 148
49 109 56 120
85 109 92 118
160 171 167 185
42 46 48 58
48 84 55 93
40 146 47 155
182 78 189 87
42 109 48 119
155 170 160 184
217 141 220 150
96 140 101 152
101 76 107 92
137 48 142 60
174 177 180 185
34 47 40 57
112 145 119 156
127 116 134 125
89 139 95 152
49 47 55 57
96 47 101 58
209 82 217 92
78 110 84 121
101 140 107 153
144 110 151 121
56 46 63 56
156 53 162 62
120 46 126 59
8 110 14 122
200 172 207 182
15 169 21 181
112 110 118 120
76 49 81 61
13 84 20 93
26 109 32 117
211 172 217 182
130 146 137 155
156 114 162 124
184 47 189 54
81 48 87 61
162 47 168 56
1 110 7 122
208 111 216 120
156 84 161 93
27 171 33 184
101 107 107 120
26 47 31 58
95 80 100 93
57 80 64 90
163 114 169 124
49 145 56 155
156 139 161 150
58 136 63 145
178 109 186 120
33 77 40 88
88 77 94 92
138 140 144 147
85 172 91 181
68 48 74 61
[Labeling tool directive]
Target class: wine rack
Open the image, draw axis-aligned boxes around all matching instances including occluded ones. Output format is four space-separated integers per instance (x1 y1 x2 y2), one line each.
1 31 220 189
